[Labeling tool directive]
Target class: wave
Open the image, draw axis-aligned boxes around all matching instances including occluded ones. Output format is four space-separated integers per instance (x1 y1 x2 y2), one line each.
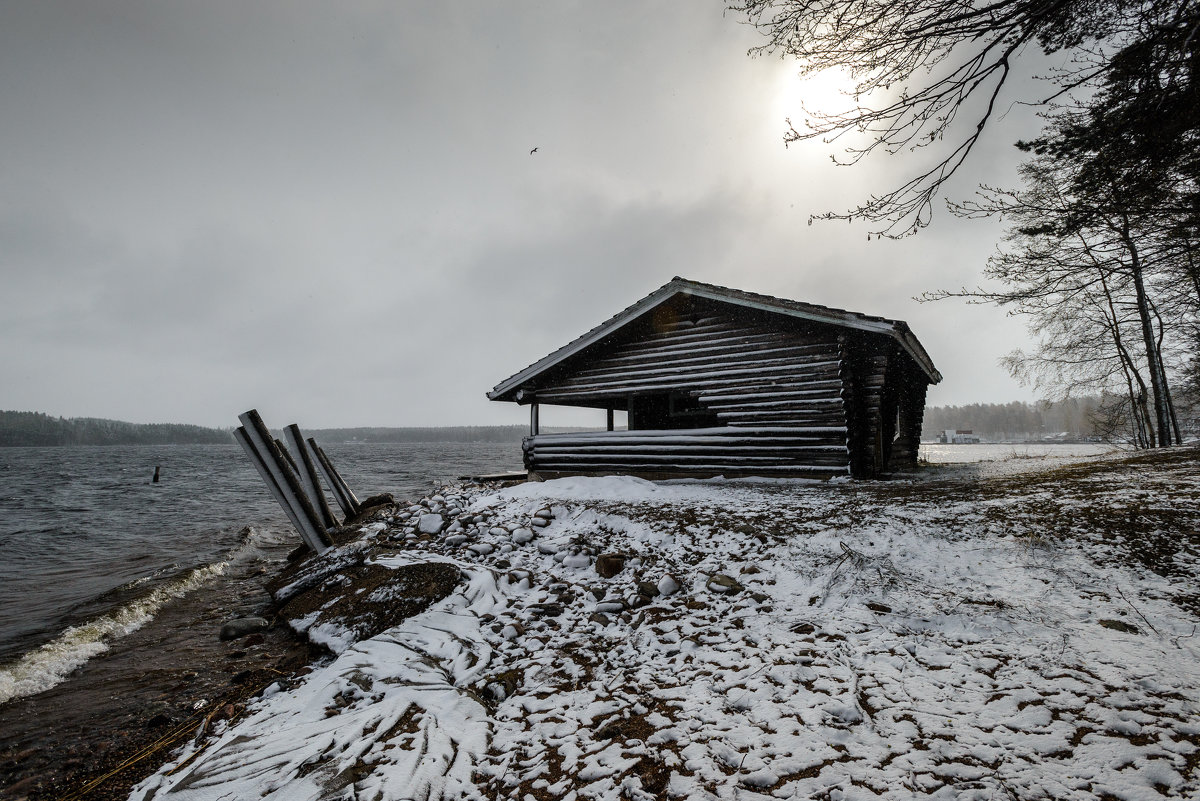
0 558 231 705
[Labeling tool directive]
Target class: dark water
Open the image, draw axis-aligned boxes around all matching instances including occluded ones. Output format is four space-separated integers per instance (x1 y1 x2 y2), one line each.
0 442 521 700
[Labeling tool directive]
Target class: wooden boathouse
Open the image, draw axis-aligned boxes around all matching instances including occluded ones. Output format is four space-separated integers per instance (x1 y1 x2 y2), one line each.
488 277 941 479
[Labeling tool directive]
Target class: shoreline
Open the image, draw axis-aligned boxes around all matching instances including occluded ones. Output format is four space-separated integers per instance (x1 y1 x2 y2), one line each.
4 445 1199 800
0 542 318 801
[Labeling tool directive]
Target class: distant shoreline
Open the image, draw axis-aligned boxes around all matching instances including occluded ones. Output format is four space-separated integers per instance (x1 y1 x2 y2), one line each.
0 411 570 447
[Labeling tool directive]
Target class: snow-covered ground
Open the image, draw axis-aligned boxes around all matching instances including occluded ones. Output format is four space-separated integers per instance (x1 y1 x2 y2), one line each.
131 449 1200 801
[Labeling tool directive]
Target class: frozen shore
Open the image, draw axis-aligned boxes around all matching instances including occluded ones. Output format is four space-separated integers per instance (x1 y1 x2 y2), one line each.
123 446 1200 801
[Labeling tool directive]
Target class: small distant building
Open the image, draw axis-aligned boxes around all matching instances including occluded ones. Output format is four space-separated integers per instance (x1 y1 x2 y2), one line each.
488 277 942 479
941 429 981 444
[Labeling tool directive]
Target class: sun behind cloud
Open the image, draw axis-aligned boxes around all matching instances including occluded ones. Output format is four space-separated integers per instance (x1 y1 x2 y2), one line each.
772 65 858 136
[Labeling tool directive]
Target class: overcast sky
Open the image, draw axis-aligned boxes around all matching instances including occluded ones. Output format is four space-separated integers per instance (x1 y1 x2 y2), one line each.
1 1 1052 429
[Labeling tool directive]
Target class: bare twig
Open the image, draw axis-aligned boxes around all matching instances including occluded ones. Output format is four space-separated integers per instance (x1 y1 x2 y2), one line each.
1114 585 1161 636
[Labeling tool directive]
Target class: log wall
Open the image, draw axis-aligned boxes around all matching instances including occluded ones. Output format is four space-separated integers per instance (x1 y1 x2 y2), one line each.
525 312 851 476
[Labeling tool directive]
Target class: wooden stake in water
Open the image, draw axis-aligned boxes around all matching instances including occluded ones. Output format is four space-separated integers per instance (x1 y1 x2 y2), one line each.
308 438 361 518
284 424 338 529
235 427 314 549
237 410 330 552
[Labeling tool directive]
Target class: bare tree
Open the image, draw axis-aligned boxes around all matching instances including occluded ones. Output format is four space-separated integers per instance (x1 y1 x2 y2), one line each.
926 154 1191 445
730 0 1199 236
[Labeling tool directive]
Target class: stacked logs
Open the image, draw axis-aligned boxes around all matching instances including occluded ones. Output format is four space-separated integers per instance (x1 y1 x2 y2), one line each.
234 409 362 553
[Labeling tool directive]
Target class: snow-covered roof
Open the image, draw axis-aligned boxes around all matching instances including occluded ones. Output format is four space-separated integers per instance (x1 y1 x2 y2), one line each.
489 277 941 401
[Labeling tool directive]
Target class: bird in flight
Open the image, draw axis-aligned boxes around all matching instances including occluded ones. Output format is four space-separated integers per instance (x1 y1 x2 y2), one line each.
530 147 538 155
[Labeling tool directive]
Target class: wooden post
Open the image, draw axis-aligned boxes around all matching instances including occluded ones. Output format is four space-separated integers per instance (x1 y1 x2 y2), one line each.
531 403 540 437
285 424 338 529
238 410 330 552
235 427 315 548
152 466 160 483
308 438 361 517
606 408 614 432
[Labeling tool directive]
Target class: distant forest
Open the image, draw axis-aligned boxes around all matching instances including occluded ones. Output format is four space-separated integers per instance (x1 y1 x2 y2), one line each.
0 412 545 446
0 411 234 446
922 399 1105 442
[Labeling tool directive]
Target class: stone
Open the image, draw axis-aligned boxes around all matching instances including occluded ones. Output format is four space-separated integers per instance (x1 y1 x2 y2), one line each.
536 542 558 555
360 492 395 509
706 574 743 594
637 580 660 598
656 574 681 596
628 593 652 609
219 617 270 641
501 622 524 640
512 527 535 544
595 553 627 578
444 534 469 546
534 508 554 519
531 517 550 528
589 612 612 626
562 552 591 569
418 514 445 535
469 543 495 556
489 526 509 537
1099 618 1139 634
596 600 625 613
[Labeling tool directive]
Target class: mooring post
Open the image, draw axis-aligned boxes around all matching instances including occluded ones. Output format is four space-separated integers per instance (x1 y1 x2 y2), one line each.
235 427 315 548
238 410 330 552
308 439 361 517
152 466 160 483
285 424 338 529
308 438 355 517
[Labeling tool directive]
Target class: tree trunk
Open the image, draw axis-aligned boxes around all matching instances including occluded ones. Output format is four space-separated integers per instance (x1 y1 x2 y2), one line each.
1121 218 1174 446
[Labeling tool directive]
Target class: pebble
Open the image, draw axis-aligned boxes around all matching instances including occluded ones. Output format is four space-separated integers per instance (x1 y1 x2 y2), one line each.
531 518 550 528
706 574 743 594
469 543 495 556
512 527 535 544
562 553 591 569
219 617 270 641
595 553 626 578
489 527 509 537
418 514 445 535
444 534 470 546
657 574 681 596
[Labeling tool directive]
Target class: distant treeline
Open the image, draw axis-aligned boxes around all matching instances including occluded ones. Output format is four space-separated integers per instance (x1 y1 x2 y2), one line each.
922 398 1103 441
0 411 235 446
0 412 570 446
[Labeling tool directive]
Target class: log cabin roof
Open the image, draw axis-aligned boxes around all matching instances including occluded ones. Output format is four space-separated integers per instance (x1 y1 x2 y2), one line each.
488 277 941 402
